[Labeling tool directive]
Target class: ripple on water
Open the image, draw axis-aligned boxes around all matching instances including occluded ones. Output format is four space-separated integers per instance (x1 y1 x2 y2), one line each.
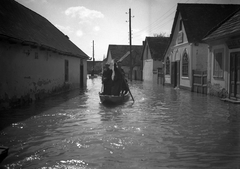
1 78 240 168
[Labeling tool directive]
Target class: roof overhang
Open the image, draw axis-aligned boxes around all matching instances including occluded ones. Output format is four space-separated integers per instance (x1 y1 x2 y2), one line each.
0 34 90 59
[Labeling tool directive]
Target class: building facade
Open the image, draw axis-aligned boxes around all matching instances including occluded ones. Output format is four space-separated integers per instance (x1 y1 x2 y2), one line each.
164 3 240 90
204 9 240 100
105 45 143 81
142 37 169 84
0 0 89 109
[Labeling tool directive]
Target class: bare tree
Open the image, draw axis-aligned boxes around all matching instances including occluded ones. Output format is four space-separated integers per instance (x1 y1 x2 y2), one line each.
153 32 167 37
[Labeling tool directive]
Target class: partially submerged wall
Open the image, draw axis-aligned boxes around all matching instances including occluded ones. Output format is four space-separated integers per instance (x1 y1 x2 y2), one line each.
0 41 85 109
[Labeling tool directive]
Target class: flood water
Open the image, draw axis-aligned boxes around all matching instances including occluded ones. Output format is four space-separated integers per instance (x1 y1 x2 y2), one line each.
0 77 240 169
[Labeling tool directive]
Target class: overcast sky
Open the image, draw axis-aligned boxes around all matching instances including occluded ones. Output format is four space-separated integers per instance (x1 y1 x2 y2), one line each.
16 0 240 61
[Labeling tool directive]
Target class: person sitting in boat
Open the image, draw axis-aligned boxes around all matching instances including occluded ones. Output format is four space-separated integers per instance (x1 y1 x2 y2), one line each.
102 63 112 95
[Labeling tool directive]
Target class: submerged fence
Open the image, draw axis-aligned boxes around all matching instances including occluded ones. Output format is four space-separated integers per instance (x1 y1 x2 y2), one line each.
192 70 207 94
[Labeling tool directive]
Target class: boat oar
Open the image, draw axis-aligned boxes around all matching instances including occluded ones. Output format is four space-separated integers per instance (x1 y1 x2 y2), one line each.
128 86 134 102
116 62 134 102
124 79 134 102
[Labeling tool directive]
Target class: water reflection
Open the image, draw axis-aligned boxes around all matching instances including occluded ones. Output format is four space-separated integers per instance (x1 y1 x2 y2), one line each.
0 77 240 169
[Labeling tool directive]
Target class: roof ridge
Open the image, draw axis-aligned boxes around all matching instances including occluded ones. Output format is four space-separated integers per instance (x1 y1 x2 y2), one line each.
178 3 240 5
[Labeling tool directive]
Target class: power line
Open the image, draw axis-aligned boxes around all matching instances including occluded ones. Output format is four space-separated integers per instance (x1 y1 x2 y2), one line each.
132 0 195 37
133 5 176 35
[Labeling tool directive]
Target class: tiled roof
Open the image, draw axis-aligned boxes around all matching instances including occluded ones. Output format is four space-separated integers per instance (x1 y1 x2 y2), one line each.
172 3 240 43
203 8 240 41
145 37 169 60
0 0 89 59
106 45 143 66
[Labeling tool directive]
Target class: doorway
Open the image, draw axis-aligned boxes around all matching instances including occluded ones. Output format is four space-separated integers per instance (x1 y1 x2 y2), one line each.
80 64 84 88
171 61 180 88
230 52 240 99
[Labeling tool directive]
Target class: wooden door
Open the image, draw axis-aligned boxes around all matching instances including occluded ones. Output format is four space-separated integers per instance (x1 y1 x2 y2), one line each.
171 62 179 88
176 61 180 87
80 64 84 88
171 62 176 87
230 52 240 99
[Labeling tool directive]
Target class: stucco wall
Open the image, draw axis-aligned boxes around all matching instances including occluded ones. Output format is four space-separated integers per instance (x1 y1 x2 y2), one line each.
208 44 229 97
0 41 86 109
143 59 153 81
192 44 208 71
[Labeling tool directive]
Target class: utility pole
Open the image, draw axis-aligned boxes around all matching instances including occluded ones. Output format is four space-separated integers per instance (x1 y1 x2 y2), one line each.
91 40 95 76
128 8 132 81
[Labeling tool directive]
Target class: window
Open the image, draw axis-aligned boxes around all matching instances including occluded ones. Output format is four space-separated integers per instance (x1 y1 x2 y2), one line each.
182 52 188 77
166 57 170 75
65 60 69 82
179 19 182 31
213 49 224 78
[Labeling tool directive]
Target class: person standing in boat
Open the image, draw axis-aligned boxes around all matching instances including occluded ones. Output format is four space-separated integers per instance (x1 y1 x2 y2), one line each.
117 62 129 95
102 64 112 95
111 62 127 96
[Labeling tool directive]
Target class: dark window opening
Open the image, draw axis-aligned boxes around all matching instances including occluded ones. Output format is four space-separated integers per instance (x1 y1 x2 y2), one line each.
166 57 170 75
182 52 188 77
179 19 182 31
65 60 69 82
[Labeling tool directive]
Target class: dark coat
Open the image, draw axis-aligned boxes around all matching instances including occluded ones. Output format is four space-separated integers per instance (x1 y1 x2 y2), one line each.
102 67 112 95
111 64 124 96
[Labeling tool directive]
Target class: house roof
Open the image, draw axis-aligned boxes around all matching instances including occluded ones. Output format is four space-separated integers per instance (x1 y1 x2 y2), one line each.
106 45 143 66
144 37 169 61
0 0 89 59
171 3 240 43
203 8 240 41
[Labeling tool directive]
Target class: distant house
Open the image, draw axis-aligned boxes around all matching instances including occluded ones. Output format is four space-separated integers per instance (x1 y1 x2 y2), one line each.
105 45 143 80
142 36 169 84
203 8 240 101
0 0 89 109
164 3 240 90
87 61 103 75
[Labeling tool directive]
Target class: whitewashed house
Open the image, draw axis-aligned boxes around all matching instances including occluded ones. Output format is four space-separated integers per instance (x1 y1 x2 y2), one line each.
164 3 240 91
105 45 143 80
0 0 89 109
203 8 240 101
142 37 169 84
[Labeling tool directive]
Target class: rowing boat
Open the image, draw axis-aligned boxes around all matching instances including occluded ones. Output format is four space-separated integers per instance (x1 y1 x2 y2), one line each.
99 92 130 104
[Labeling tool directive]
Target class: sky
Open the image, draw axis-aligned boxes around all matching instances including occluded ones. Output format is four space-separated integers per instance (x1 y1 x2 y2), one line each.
15 0 240 61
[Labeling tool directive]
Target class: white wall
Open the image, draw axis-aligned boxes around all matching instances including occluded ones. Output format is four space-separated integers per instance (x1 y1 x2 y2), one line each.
209 44 229 93
143 59 153 81
164 12 209 89
0 41 87 107
192 44 208 71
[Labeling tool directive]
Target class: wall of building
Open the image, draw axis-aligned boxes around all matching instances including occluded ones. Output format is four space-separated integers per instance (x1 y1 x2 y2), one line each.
207 44 229 97
143 59 153 81
164 49 171 85
164 33 208 89
192 43 208 71
153 60 163 84
132 66 142 81
0 41 86 109
164 13 190 86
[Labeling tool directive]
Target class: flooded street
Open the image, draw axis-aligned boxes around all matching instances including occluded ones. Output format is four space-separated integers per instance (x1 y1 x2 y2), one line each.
0 77 240 169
